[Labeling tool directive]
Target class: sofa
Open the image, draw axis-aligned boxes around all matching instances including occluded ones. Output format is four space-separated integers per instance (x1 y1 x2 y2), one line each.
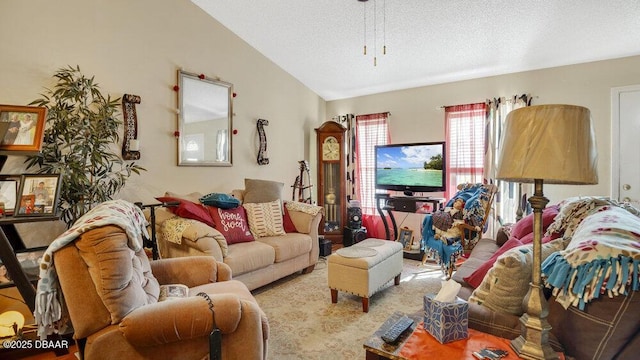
451 197 640 360
151 179 323 291
51 201 268 360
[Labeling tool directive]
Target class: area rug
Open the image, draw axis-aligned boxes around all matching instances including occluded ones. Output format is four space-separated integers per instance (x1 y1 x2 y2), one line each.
252 258 446 359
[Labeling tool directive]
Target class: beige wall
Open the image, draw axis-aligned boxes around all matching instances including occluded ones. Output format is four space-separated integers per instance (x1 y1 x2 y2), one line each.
0 0 325 208
326 56 640 205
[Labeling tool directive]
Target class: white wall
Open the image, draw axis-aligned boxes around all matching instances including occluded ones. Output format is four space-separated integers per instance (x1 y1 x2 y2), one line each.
326 56 640 205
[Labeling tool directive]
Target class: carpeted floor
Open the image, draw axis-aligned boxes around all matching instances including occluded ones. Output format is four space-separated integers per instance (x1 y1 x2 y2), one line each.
252 257 446 360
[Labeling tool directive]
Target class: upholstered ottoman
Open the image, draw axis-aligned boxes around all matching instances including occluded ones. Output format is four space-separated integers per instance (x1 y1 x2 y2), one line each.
328 238 404 312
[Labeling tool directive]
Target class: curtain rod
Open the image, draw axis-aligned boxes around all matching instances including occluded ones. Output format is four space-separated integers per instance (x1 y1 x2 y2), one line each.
440 94 537 108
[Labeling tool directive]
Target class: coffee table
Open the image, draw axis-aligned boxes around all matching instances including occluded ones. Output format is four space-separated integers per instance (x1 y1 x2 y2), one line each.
364 311 564 360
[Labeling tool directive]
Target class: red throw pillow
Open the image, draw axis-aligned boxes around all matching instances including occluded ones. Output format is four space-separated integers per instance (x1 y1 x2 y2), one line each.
283 206 297 233
510 205 560 240
156 196 215 228
207 206 255 244
463 231 562 288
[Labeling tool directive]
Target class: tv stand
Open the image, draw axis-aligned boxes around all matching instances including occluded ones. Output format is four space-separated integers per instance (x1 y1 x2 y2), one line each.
375 194 444 241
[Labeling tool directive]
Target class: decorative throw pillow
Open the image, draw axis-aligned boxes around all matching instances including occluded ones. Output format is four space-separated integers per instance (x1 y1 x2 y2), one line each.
243 200 286 238
155 196 215 228
463 205 561 289
468 238 566 315
207 206 255 244
282 206 297 233
510 204 560 240
199 192 240 209
243 178 283 204
163 191 203 203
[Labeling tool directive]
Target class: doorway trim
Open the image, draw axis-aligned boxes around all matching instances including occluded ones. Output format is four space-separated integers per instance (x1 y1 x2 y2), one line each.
611 84 640 201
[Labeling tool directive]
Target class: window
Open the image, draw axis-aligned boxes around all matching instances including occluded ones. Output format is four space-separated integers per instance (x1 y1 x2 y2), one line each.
355 113 389 215
444 103 487 198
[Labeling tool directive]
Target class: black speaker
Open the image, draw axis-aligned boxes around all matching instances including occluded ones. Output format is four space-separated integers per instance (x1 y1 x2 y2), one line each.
343 226 367 247
319 237 332 257
347 206 362 229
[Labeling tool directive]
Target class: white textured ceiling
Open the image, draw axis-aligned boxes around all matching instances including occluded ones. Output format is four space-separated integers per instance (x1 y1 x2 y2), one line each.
192 0 640 101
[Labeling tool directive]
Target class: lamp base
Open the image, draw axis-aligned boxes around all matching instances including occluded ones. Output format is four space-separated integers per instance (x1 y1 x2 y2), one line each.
510 301 558 359
510 181 558 360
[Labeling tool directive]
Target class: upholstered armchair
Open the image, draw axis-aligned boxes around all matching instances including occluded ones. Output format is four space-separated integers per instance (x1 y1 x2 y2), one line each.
54 224 269 360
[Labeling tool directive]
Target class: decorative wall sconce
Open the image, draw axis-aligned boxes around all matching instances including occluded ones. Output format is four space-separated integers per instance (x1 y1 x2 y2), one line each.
122 94 141 160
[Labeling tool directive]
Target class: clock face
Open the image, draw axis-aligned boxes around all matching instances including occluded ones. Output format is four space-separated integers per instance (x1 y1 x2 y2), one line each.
322 136 340 161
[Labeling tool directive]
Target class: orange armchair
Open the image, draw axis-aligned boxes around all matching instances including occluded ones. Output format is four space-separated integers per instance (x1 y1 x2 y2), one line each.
54 225 268 360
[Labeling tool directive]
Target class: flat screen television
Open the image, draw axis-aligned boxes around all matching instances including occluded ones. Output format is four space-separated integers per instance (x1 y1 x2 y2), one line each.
375 141 446 195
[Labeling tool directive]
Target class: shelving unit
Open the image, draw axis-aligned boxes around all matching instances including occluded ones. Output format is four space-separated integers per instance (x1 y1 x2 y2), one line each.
0 215 58 312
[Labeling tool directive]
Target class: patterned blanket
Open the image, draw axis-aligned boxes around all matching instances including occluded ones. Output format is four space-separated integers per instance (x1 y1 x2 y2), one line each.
542 204 640 310
34 200 149 339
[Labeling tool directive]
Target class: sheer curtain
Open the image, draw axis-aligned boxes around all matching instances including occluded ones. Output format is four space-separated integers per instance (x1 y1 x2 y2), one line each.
444 103 487 199
484 95 532 229
354 112 390 238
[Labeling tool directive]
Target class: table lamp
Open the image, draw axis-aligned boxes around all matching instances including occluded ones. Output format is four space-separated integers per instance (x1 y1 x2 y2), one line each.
496 104 598 359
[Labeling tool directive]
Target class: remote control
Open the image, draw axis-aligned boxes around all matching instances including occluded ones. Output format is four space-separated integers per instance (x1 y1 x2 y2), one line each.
381 315 414 344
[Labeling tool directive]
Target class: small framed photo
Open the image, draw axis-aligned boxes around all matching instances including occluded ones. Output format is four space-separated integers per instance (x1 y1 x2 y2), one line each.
0 105 47 153
0 175 21 216
15 174 62 216
397 227 414 250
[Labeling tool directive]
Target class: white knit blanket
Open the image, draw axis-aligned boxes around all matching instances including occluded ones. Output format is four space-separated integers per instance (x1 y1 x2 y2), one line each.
34 199 149 339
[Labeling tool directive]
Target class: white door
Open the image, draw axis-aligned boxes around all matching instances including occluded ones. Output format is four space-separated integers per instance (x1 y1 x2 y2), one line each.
612 85 640 208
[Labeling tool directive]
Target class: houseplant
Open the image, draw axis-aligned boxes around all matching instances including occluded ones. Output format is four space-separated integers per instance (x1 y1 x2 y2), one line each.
26 65 145 227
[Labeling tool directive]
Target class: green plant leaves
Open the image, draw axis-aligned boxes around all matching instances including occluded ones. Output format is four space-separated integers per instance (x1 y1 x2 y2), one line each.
26 65 145 227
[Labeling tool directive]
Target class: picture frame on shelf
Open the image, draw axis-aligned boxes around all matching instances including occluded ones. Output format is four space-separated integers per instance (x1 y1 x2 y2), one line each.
0 248 45 286
0 175 20 216
397 227 414 250
0 105 47 154
15 174 61 216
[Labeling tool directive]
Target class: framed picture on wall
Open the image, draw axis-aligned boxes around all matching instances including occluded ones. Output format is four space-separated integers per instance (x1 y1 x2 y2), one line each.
15 174 61 216
0 105 47 154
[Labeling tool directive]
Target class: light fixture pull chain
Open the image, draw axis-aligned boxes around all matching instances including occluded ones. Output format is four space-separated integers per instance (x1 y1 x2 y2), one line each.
373 0 377 65
383 0 387 55
363 1 367 55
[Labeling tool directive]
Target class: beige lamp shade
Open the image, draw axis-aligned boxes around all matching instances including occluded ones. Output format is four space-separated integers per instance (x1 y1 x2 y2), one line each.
496 104 598 184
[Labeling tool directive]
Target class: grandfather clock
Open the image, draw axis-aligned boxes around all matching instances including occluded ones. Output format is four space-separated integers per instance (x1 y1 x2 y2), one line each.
316 121 347 245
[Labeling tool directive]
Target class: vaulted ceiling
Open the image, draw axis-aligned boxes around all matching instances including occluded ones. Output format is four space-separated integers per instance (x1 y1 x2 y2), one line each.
192 0 640 101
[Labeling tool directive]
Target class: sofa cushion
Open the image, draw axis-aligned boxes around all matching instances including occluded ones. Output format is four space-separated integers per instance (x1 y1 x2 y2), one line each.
223 241 276 276
451 237 499 284
243 200 286 238
257 233 312 263
463 205 561 288
243 178 283 204
207 206 255 244
156 196 215 228
468 238 566 315
547 291 640 360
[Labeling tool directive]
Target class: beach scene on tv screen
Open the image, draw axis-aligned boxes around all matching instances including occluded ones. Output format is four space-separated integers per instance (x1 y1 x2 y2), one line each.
376 145 443 186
